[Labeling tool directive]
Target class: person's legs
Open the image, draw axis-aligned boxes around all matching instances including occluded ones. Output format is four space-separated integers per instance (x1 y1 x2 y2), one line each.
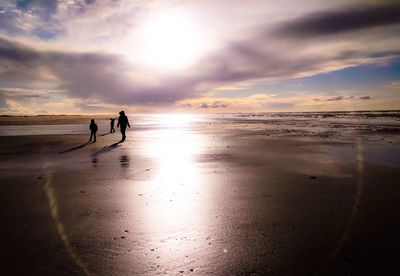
121 126 126 140
89 131 93 142
93 132 97 142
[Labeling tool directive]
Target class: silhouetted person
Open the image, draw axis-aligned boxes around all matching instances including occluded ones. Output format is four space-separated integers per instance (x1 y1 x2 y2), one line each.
89 119 98 143
110 118 115 133
117 111 130 141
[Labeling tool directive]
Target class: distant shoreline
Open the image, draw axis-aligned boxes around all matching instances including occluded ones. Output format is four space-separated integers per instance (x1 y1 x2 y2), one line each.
1 109 399 118
0 111 399 127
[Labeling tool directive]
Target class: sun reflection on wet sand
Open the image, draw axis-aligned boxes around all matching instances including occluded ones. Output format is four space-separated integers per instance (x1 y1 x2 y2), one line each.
137 115 211 268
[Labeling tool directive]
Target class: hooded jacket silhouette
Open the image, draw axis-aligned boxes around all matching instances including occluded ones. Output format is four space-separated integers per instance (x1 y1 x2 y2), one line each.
117 111 130 141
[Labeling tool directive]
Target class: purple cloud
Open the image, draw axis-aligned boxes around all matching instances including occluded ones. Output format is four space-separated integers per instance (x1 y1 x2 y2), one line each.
199 101 229 109
276 3 400 38
0 2 399 110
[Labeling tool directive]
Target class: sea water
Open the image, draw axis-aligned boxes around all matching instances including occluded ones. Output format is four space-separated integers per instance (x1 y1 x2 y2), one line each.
0 111 399 137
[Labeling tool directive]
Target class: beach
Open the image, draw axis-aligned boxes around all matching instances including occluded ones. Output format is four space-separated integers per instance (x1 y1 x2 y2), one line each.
0 112 399 275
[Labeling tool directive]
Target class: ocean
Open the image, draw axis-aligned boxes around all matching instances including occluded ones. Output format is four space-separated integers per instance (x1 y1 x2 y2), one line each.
0 111 399 139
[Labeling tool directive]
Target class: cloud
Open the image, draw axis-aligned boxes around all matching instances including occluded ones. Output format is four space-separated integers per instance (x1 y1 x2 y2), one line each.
313 95 372 102
0 87 60 113
0 2 399 113
3 98 29 113
0 93 7 108
0 89 50 100
199 101 229 109
0 32 397 110
198 41 400 96
0 36 206 105
178 93 295 111
183 92 354 112
327 96 347 101
385 81 400 89
276 3 400 38
0 1 58 38
189 3 400 98
326 96 343 101
0 0 101 40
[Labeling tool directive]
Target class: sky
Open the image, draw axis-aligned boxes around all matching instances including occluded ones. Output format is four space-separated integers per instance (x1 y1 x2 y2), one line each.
0 0 399 114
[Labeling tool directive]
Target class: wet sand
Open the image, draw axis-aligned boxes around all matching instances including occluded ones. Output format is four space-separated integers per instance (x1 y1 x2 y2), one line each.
0 118 400 275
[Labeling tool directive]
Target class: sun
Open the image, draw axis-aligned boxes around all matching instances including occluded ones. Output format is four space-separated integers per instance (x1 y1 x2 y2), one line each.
127 10 207 71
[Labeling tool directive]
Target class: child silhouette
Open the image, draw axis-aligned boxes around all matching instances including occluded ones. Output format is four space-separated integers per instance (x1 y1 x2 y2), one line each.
89 119 98 143
110 118 115 133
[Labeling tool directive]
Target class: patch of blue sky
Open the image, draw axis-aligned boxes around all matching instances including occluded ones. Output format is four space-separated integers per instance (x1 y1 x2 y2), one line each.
0 0 64 39
33 26 64 40
16 0 57 13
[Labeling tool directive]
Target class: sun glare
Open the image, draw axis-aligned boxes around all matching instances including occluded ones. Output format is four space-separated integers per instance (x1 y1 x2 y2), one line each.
128 10 207 71
140 115 207 227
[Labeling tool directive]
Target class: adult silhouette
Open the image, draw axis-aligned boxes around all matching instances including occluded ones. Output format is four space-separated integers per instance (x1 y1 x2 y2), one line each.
117 111 130 141
110 118 115 133
89 119 98 143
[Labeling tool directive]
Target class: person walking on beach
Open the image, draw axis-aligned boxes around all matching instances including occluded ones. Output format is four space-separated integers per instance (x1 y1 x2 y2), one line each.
117 111 130 141
89 119 98 143
110 118 115 133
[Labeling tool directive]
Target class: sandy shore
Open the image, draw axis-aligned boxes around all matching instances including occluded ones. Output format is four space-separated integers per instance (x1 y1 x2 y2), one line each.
0 118 399 275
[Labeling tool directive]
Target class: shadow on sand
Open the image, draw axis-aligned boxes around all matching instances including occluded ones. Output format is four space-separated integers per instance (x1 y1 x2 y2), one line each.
91 140 124 158
59 141 91 154
119 155 130 169
99 133 111 137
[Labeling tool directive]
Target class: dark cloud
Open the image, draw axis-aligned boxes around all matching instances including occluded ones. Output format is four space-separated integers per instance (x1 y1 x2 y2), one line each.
0 38 40 62
277 3 400 38
314 95 372 102
327 96 344 101
195 43 400 100
0 33 397 108
0 0 399 110
191 23 400 94
0 37 203 105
